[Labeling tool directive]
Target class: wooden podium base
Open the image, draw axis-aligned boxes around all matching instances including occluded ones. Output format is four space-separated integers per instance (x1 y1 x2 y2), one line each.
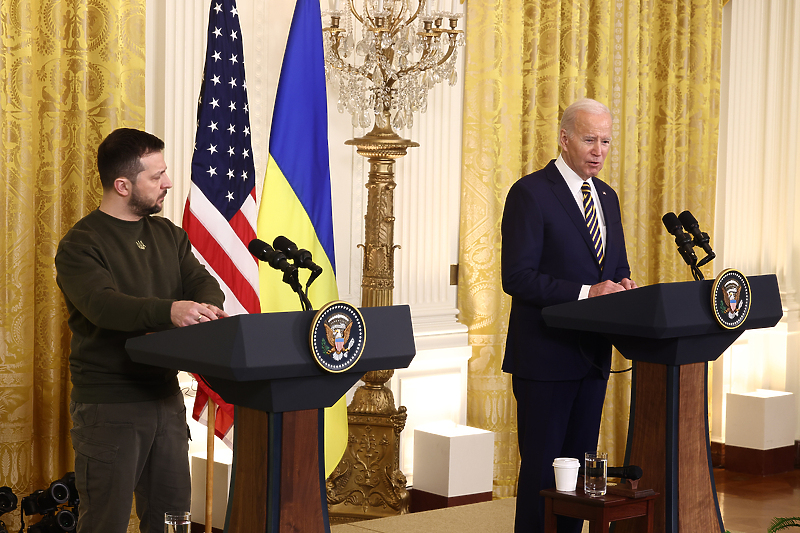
226 407 328 533
615 362 723 533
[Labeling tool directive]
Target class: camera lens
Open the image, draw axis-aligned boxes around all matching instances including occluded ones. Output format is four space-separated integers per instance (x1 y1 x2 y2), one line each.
0 487 16 514
48 482 69 505
56 509 76 531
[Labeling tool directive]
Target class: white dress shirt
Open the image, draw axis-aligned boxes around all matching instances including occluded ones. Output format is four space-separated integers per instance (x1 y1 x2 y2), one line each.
555 155 607 300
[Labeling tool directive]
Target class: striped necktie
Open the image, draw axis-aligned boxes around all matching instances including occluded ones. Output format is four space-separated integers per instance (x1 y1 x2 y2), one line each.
581 182 604 267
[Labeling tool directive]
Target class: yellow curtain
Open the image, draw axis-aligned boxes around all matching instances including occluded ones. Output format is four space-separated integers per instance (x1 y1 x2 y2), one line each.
459 0 722 498
0 1 145 529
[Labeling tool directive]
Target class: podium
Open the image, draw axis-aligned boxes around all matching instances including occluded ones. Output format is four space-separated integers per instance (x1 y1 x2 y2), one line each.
542 275 782 533
126 305 416 533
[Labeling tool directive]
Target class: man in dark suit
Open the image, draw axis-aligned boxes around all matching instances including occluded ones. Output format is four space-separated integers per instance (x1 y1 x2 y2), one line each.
501 98 637 532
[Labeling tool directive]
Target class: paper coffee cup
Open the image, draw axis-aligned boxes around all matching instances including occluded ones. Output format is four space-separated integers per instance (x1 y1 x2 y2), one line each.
553 457 580 492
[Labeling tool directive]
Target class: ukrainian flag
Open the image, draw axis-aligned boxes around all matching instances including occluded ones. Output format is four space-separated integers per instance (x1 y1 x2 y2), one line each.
257 0 346 477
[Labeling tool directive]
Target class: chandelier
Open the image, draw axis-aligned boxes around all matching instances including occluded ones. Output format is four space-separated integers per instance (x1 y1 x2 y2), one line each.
322 0 464 131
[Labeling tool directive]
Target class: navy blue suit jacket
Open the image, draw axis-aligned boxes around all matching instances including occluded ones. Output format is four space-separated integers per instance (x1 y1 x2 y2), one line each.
501 160 631 381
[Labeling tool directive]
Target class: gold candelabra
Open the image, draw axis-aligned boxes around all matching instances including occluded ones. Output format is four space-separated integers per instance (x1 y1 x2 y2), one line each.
322 0 464 522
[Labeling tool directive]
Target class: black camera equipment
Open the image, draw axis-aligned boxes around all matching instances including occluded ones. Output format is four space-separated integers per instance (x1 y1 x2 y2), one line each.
21 473 79 533
21 481 68 516
26 509 76 533
0 487 16 515
55 473 78 508
0 485 18 533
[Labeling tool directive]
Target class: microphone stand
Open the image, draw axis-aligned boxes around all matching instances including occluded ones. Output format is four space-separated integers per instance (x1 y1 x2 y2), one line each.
282 269 313 311
696 250 716 269
287 267 324 312
689 262 704 281
674 238 704 281
305 269 322 295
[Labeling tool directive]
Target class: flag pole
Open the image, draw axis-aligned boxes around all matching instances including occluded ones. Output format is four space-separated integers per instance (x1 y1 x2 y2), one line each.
205 398 216 533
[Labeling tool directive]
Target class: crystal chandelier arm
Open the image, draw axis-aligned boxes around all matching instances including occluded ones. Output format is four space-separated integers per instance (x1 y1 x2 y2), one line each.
324 37 376 83
392 32 457 79
388 0 422 34
410 0 423 21
348 0 365 25
430 34 459 67
336 58 377 83
389 1 408 32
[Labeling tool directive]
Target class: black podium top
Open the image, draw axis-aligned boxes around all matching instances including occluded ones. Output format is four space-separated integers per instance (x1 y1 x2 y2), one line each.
126 305 416 412
542 274 782 366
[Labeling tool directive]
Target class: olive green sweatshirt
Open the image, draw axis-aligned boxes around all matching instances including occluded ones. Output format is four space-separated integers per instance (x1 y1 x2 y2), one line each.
55 209 224 403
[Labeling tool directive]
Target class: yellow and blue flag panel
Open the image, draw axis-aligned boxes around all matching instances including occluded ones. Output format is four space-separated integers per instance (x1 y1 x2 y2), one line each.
256 0 346 477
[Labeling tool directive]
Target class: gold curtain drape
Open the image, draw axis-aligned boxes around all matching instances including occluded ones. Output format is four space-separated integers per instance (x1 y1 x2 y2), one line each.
459 0 722 498
0 1 145 530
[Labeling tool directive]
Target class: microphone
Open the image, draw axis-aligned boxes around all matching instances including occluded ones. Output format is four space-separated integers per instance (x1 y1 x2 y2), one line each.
248 239 296 275
662 212 698 268
273 236 323 275
678 210 715 266
578 465 643 480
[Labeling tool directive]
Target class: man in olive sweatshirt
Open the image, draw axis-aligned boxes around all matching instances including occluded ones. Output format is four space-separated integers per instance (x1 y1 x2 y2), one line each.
55 128 228 533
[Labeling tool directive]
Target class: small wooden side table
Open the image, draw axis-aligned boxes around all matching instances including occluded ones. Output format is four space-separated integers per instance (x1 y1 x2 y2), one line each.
540 487 658 533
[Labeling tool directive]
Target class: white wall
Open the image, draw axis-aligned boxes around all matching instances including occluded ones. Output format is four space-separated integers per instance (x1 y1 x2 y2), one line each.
145 0 469 485
711 0 800 444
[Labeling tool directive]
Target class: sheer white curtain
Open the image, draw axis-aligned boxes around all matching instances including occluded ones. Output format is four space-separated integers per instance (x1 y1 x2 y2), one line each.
712 0 800 442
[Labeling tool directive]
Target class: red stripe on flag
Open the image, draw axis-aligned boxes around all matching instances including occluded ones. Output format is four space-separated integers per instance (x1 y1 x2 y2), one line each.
183 210 260 314
229 209 257 252
192 374 235 443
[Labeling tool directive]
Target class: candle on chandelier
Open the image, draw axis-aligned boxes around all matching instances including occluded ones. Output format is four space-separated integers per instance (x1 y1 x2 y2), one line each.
451 0 458 14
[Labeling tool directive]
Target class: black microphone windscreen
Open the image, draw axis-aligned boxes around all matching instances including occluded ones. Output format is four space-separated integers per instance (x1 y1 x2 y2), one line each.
273 235 296 252
623 465 643 480
678 210 699 229
248 239 263 254
248 238 268 257
662 212 682 234
605 465 643 480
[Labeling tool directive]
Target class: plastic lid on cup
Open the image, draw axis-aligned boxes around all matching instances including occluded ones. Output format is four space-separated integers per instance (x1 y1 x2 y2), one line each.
552 457 580 467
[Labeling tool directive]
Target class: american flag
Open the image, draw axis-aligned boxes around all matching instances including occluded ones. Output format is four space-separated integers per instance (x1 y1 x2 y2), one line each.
182 0 259 446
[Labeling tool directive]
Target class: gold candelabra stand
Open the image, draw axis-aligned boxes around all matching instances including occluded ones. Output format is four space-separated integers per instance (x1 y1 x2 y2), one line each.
322 0 463 523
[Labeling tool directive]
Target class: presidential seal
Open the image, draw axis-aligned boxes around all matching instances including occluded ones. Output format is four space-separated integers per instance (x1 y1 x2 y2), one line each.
711 268 751 330
309 301 366 373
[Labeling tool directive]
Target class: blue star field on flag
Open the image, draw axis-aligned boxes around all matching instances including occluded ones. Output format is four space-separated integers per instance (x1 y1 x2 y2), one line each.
191 0 256 221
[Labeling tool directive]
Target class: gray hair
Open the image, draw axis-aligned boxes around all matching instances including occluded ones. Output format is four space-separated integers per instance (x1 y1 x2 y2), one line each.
559 98 612 148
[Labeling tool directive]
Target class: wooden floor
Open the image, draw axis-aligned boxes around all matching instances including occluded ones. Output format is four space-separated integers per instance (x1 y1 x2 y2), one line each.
715 468 800 533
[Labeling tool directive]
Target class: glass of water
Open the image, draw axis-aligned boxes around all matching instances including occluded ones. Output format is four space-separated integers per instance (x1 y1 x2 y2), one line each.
584 451 607 496
165 511 191 533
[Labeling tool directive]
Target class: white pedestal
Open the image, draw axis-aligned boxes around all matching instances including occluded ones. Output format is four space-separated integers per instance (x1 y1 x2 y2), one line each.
411 421 494 511
389 342 471 485
725 389 796 475
726 389 796 449
190 454 233 530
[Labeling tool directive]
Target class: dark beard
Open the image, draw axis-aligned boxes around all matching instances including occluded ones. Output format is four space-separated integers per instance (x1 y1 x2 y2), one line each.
129 187 164 217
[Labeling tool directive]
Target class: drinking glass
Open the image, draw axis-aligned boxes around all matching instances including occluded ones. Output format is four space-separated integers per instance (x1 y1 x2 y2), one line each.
584 451 607 496
165 511 191 533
